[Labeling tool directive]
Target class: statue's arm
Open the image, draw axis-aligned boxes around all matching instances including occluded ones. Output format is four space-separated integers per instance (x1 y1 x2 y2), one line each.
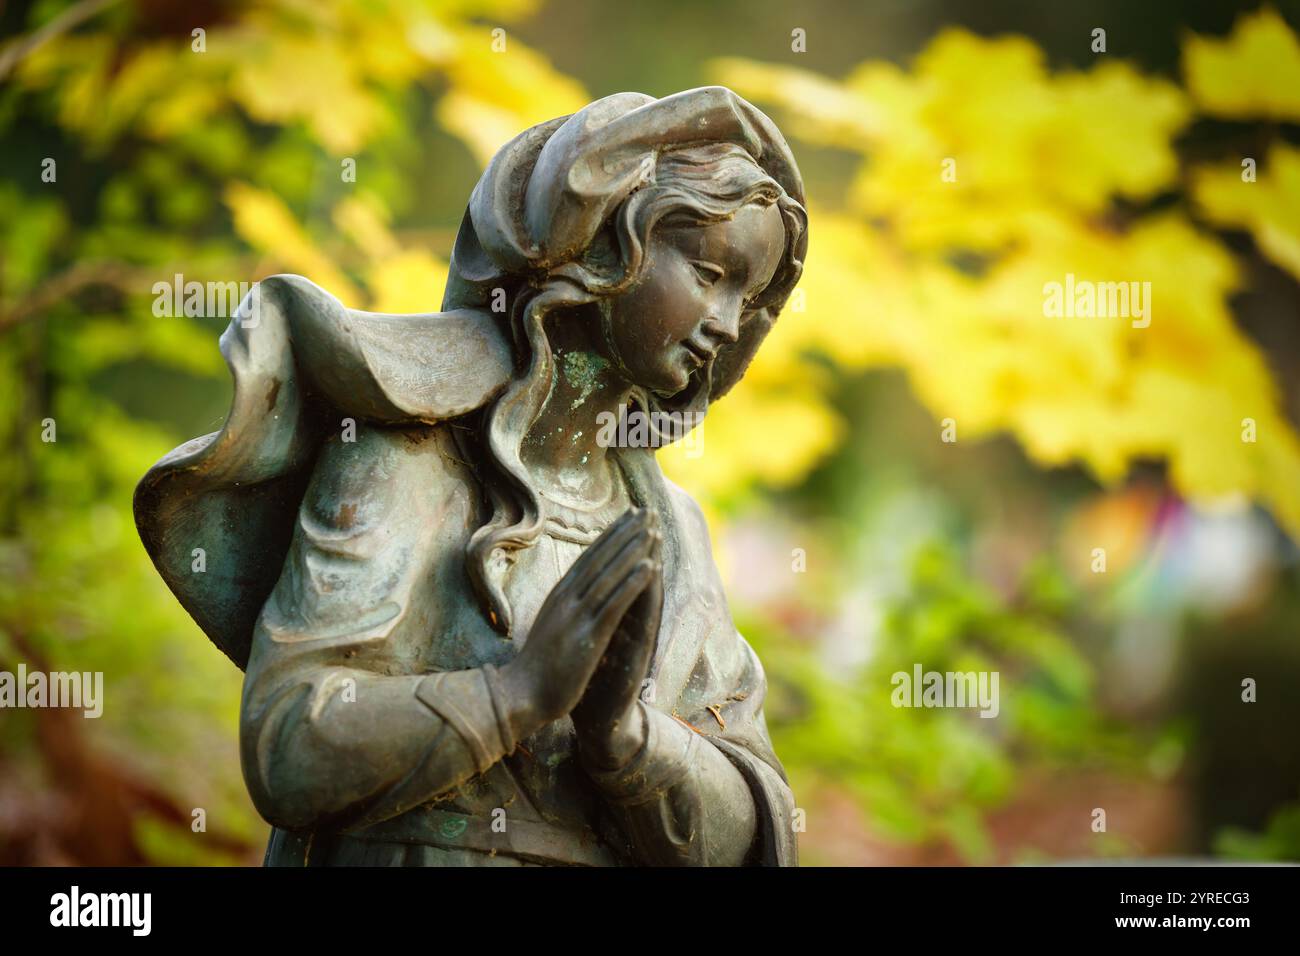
588 703 761 866
239 426 518 832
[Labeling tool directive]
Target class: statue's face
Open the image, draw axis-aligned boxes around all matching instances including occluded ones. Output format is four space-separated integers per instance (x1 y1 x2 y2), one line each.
599 201 786 396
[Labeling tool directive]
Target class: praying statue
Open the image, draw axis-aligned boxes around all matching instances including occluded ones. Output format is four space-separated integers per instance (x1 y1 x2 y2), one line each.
135 86 809 866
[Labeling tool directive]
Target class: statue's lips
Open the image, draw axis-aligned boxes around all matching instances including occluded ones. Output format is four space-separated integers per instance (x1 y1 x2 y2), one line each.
681 340 715 366
654 351 713 407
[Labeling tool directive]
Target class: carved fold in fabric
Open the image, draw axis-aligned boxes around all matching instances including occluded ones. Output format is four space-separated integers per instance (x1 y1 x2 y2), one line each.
341 807 620 868
481 663 518 757
584 702 700 804
583 702 788 865
709 735 799 867
133 275 513 669
414 668 514 775
459 87 801 272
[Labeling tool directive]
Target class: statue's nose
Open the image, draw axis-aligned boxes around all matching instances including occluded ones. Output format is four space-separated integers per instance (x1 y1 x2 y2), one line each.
703 309 740 345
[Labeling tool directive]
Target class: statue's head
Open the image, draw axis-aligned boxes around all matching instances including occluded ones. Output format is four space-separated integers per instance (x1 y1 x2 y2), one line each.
583 141 802 406
446 87 807 409
443 88 807 633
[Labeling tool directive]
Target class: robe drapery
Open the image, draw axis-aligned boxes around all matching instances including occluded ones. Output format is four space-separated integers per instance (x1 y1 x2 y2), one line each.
133 86 805 866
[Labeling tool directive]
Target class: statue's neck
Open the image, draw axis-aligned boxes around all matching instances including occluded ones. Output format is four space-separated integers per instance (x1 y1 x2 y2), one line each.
520 319 635 503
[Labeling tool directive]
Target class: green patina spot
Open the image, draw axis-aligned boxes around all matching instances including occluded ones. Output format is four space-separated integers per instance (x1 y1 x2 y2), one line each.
563 350 608 410
438 817 468 840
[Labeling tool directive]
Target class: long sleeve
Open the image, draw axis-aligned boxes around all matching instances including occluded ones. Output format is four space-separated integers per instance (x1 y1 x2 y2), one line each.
585 703 759 865
243 659 517 831
239 424 513 831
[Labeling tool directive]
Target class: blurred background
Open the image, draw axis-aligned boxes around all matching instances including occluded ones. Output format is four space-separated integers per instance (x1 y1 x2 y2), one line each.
2 0 1299 866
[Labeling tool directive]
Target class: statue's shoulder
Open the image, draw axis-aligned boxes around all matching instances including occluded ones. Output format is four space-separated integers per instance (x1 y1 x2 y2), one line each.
237 273 514 425
301 421 483 540
659 474 714 553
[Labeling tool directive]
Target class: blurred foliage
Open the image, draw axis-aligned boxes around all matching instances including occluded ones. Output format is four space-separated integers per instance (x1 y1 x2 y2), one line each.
744 540 1141 862
1215 798 1300 860
674 8 1300 541
0 0 1296 864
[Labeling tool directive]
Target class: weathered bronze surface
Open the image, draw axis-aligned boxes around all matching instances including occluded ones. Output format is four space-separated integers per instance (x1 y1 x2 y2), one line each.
135 87 808 866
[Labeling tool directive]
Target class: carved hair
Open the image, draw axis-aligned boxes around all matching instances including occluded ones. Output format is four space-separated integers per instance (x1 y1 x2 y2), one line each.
461 142 807 635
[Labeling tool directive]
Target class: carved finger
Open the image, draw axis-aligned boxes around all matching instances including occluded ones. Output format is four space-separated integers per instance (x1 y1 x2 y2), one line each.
577 524 653 603
554 506 642 593
593 558 655 634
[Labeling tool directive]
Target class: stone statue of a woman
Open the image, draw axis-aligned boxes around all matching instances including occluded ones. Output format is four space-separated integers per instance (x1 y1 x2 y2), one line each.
135 86 808 866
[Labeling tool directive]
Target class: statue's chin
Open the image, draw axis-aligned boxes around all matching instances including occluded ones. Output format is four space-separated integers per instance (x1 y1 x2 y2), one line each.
646 362 701 406
634 364 711 449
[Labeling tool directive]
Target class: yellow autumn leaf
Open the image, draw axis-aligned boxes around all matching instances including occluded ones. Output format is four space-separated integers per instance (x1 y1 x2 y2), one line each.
711 58 883 148
660 384 843 501
437 90 544 169
330 193 448 312
224 182 360 305
717 28 1300 538
332 193 401 261
229 32 384 154
1193 144 1300 282
1184 7 1300 121
436 25 589 165
366 250 449 314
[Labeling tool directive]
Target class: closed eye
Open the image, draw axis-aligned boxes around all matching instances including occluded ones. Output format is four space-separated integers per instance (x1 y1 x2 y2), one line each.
690 260 725 286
